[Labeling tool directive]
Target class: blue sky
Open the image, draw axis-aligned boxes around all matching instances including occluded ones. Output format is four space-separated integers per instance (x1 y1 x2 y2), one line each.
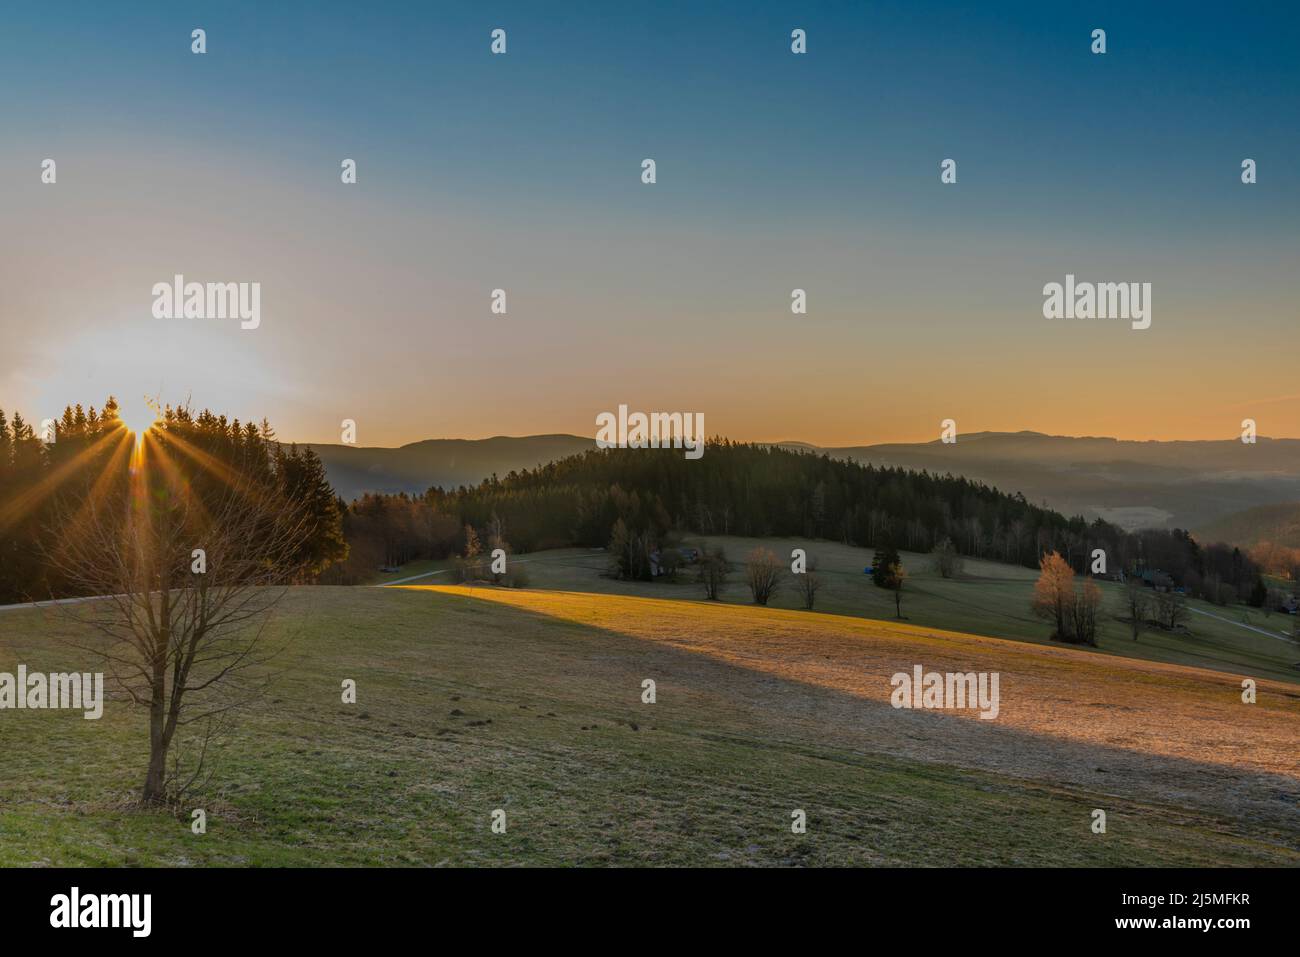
1 1 1296 444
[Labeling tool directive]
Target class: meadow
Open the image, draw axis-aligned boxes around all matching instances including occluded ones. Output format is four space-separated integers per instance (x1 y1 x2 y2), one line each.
1 537 1296 867
377 536 1300 685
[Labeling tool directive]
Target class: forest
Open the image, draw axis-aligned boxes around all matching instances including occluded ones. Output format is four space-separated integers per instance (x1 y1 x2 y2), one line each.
324 439 1274 606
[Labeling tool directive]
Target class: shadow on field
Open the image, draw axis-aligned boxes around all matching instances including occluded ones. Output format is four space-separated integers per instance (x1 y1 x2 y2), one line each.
415 586 1300 849
3 584 1295 866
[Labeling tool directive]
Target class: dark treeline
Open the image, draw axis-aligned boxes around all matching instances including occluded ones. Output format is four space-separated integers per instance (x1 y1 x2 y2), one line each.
321 492 463 582
0 400 347 603
433 440 1083 559
329 440 1271 604
9 412 1270 610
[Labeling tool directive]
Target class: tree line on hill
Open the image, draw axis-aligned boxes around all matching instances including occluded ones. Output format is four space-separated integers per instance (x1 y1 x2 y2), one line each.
1241 539 1300 584
11 405 1282 617
0 401 346 603
325 440 1284 610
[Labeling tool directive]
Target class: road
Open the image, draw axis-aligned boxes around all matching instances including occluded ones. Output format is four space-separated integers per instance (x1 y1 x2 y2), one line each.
376 557 539 587
1187 605 1293 643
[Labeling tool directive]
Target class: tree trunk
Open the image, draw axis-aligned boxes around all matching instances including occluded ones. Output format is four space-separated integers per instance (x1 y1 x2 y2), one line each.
143 674 167 804
142 593 171 805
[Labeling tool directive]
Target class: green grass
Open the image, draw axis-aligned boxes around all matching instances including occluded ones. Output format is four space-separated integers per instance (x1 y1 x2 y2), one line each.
0 582 1296 867
462 536 1300 685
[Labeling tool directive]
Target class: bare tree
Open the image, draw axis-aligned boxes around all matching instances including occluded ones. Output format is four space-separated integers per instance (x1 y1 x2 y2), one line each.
460 523 482 581
745 547 781 606
1122 577 1150 641
792 556 822 610
1032 552 1106 644
872 544 907 618
1068 577 1102 646
1032 551 1074 640
49 455 312 806
1003 519 1021 563
932 537 963 579
609 518 651 581
698 545 729 600
1154 588 1189 632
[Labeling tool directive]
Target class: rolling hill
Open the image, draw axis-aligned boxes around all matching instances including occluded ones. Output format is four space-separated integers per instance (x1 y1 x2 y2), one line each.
373 535 1300 684
305 434 593 502
1 583 1295 866
1196 502 1300 550
307 430 1300 533
813 432 1300 532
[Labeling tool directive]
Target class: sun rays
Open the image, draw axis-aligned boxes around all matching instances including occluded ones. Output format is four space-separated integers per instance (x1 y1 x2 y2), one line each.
0 426 130 535
0 402 232 540
120 405 159 441
120 398 160 468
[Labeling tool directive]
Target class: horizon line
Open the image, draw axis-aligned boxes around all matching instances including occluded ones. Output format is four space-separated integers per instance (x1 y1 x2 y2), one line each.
290 428 1300 449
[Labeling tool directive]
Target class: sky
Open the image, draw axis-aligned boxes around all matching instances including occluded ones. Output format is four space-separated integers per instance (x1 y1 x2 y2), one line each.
1 1 1297 447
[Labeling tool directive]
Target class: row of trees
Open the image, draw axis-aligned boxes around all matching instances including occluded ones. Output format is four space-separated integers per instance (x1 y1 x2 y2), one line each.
660 543 907 618
316 494 533 587
1246 540 1300 582
0 402 347 603
684 546 823 610
413 441 1138 599
1032 553 1103 645
332 442 1280 612
318 493 463 583
1032 551 1199 646
648 539 1274 648
1125 527 1273 608
427 441 1106 568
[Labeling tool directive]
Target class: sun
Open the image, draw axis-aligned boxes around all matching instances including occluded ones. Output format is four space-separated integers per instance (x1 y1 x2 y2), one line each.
120 399 160 440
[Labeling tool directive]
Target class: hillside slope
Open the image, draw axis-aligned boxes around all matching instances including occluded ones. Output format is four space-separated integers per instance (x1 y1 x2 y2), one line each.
305 430 1300 529
305 434 592 501
415 585 1300 846
820 432 1300 531
1 586 1294 866
1197 501 1300 550
375 536 1300 684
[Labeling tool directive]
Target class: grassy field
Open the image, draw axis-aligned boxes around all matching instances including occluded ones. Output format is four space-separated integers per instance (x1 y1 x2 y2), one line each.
374 536 1300 684
1 579 1296 867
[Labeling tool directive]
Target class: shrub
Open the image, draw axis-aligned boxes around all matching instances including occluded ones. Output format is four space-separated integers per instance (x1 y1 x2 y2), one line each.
745 547 781 606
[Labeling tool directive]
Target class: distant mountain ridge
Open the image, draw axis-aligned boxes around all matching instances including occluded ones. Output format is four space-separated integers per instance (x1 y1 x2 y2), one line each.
304 434 594 503
808 431 1300 532
306 430 1300 533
